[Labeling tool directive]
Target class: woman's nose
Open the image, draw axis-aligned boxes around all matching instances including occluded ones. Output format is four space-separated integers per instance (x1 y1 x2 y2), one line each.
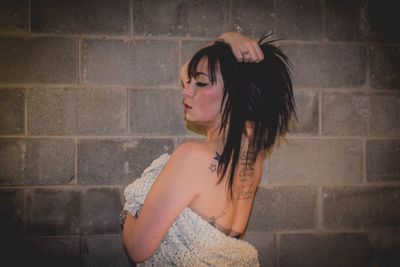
182 82 194 97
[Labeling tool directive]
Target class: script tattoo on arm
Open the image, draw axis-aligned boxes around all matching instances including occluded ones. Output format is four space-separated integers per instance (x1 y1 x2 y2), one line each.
235 151 255 200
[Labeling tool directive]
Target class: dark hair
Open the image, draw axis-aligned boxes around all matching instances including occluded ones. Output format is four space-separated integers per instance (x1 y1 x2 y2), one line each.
187 34 297 198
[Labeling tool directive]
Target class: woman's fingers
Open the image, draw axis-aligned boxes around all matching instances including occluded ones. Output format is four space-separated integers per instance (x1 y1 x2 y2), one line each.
242 51 253 63
239 40 264 63
232 47 245 62
220 32 264 63
252 41 264 62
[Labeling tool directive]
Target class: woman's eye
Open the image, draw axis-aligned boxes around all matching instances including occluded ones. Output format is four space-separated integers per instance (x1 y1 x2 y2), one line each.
196 82 208 87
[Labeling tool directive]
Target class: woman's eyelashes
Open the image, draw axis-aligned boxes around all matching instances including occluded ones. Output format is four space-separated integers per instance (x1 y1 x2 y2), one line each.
180 79 209 88
195 82 209 87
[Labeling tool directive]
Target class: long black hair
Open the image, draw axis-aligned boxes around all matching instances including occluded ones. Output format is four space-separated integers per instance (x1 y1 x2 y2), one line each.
187 34 297 198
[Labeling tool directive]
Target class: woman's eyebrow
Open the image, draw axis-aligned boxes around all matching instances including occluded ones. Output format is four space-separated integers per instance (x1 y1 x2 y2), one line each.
193 72 209 78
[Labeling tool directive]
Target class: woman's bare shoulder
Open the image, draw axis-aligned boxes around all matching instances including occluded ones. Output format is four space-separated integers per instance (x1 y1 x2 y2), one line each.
171 140 211 161
164 140 214 184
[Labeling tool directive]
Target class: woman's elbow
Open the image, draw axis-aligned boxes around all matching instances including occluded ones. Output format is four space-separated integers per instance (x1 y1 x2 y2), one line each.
124 244 154 263
123 234 154 263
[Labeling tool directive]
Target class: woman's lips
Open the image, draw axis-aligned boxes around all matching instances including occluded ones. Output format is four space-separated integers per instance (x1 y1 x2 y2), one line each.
183 102 192 110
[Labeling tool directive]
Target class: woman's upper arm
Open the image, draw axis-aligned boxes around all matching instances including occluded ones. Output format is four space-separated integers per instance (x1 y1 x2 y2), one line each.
126 143 203 262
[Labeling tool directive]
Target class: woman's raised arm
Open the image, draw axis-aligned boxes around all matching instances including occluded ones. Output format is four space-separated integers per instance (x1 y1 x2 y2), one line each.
218 32 264 63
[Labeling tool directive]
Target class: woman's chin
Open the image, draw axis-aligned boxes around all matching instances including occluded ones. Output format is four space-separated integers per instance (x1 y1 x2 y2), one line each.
184 120 206 135
184 116 197 125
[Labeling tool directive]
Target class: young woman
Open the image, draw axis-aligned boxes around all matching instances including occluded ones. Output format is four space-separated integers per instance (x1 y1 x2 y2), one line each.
121 32 297 266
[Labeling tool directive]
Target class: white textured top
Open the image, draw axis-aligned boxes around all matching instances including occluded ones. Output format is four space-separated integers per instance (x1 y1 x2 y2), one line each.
123 153 260 266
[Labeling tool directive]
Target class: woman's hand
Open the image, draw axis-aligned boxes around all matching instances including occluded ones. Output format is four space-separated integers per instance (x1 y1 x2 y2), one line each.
219 32 264 63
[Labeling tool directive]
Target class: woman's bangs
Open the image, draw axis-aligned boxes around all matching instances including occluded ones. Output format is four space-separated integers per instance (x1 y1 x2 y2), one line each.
187 46 220 84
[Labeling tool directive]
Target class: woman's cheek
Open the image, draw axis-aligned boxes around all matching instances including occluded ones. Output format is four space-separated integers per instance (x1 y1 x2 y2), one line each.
194 88 223 119
198 99 220 118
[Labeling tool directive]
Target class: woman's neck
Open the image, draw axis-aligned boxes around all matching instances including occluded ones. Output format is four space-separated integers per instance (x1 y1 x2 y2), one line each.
205 126 223 143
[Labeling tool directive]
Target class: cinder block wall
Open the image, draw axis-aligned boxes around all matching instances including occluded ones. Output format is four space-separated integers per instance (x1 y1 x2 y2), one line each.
1 1 399 266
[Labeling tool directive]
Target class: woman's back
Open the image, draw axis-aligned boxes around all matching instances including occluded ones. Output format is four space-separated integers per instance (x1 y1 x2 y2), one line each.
123 151 261 266
186 138 264 238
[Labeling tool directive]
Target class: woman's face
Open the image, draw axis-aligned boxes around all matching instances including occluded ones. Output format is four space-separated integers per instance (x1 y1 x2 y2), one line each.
180 58 224 129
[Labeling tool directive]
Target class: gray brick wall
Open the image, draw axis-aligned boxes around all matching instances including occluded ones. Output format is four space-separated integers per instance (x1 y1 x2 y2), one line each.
0 1 399 266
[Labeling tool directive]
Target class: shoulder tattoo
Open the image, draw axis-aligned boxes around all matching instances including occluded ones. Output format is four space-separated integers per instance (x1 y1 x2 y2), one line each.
209 151 221 173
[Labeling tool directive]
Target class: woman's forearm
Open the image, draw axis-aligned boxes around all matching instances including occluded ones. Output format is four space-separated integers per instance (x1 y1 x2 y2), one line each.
122 213 139 262
122 212 158 263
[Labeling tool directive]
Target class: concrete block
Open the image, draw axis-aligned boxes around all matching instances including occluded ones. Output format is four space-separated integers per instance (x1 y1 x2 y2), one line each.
82 235 131 267
25 236 80 267
0 189 23 226
281 44 366 88
364 0 400 42
267 139 363 184
322 92 368 136
370 46 400 90
130 89 187 134
291 90 318 135
181 40 210 66
0 138 75 185
132 0 228 37
82 39 178 86
247 186 317 231
231 0 275 38
276 0 321 41
0 189 27 267
0 37 77 84
80 188 122 234
279 233 371 267
369 93 400 136
0 189 24 266
259 157 272 188
27 87 128 135
0 0 27 32
23 138 75 185
0 139 22 185
325 0 368 42
326 0 400 42
31 0 129 35
78 138 173 185
24 187 125 235
243 232 276 267
368 230 400 267
322 186 400 228
0 88 25 135
367 139 400 182
25 188 81 235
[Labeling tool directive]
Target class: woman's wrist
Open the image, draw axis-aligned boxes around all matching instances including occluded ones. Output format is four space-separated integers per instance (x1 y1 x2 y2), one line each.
218 32 235 45
120 204 142 229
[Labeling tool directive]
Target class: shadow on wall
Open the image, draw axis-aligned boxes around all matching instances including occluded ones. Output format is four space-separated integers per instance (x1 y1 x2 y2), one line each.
1 217 135 267
2 186 399 267
1 217 79 267
246 186 400 267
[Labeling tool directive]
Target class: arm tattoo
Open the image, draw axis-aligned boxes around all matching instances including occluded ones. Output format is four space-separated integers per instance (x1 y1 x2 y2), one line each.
208 150 256 200
235 151 256 200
